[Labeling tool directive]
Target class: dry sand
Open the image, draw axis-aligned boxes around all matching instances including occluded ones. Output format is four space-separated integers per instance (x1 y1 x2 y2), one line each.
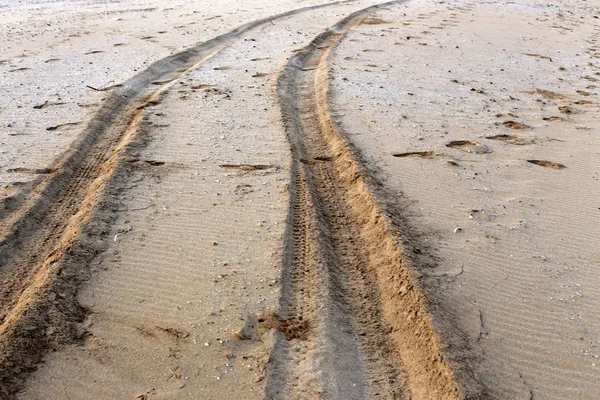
0 0 599 399
330 0 600 398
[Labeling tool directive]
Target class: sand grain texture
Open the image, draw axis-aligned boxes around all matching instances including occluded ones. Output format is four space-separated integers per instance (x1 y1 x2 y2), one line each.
0 0 599 399
331 1 600 398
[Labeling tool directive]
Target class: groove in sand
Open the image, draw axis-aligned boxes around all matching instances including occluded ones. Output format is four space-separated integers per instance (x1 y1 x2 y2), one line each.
267 1 463 398
0 2 360 397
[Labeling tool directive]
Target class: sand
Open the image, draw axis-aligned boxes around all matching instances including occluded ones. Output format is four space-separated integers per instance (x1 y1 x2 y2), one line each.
0 0 598 399
330 0 600 398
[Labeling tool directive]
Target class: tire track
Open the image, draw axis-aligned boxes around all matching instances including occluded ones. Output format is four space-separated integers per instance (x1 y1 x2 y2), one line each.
267 2 464 399
0 2 358 398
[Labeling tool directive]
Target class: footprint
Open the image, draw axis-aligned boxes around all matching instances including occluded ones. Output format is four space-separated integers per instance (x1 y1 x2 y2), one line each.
558 105 576 114
502 120 530 129
446 140 492 154
126 159 168 169
542 116 567 121
46 122 81 131
392 151 437 158
551 25 573 32
219 164 277 172
528 89 568 99
485 134 518 141
522 53 552 61
363 18 389 25
527 160 566 169
78 103 99 108
7 167 57 174
202 87 231 98
485 134 535 145
33 102 66 109
86 83 124 92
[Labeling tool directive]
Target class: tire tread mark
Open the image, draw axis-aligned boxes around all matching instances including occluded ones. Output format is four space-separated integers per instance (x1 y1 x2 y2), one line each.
267 1 464 399
0 2 357 398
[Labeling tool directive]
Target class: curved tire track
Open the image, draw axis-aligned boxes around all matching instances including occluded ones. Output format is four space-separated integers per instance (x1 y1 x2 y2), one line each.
267 2 466 399
0 2 358 398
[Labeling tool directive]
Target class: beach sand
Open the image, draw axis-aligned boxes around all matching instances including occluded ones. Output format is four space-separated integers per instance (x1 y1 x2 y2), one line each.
0 0 598 398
